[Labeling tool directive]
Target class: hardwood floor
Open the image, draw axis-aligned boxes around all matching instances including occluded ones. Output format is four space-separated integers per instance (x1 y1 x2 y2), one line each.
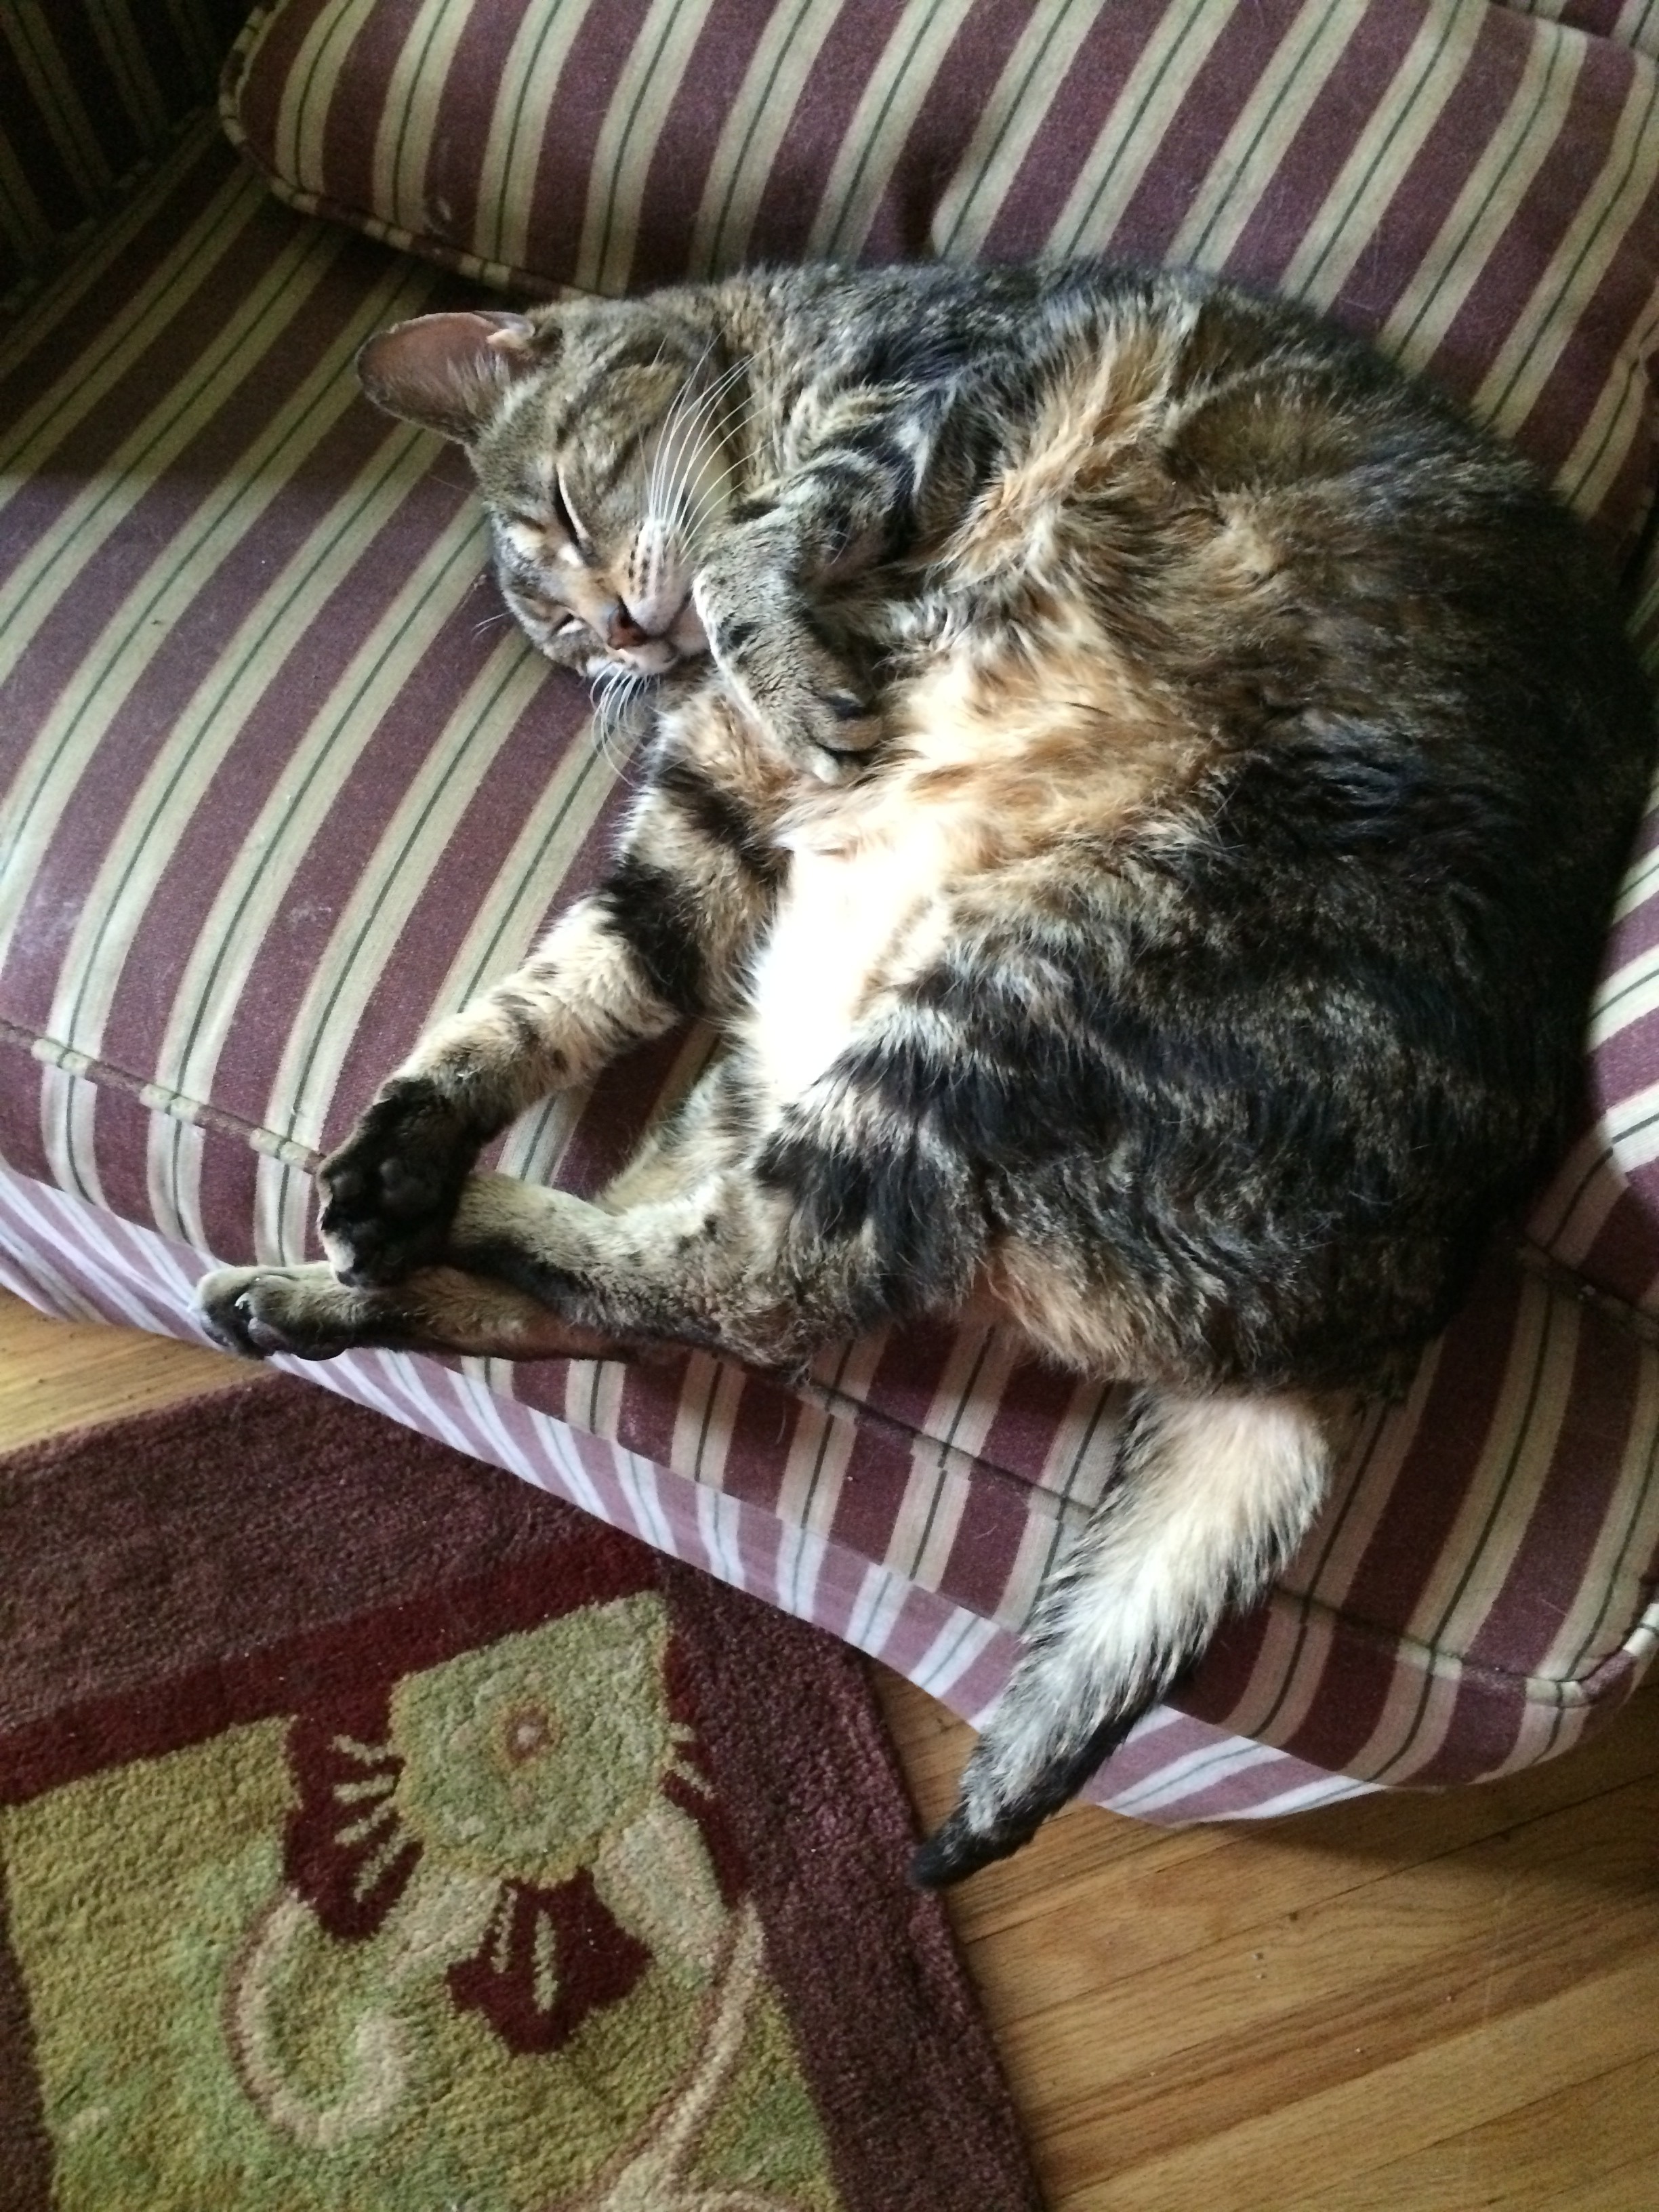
3 1286 1655 2209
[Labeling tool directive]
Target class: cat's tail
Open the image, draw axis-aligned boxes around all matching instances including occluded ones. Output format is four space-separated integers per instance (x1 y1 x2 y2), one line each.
911 1386 1332 1887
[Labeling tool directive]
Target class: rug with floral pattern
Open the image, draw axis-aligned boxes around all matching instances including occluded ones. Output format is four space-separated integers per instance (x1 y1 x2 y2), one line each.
0 1376 1040 2212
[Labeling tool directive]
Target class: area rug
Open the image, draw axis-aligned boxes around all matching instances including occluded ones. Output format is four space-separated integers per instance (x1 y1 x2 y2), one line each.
0 1375 1041 2212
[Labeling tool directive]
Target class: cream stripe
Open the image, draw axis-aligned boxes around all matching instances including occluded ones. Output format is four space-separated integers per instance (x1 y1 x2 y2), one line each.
1591 939 1659 1050
371 0 458 240
1037 0 1230 263
1279 1331 1450 1610
1350 1642 1462 1782
47 423 462 1204
0 237 424 981
1471 61 1659 436
1539 1346 1659 1678
150 509 491 1141
1277 0 1483 307
276 0 370 194
0 197 340 661
689 0 846 274
1379 30 1584 377
1555 279 1659 520
804 0 977 262
479 0 601 272
577 0 722 295
926 0 1101 260
255 647 587 1160
1164 0 1360 272
39 1061 107 1216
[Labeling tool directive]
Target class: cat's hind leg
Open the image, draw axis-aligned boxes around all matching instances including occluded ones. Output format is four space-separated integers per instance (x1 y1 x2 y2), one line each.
910 1387 1333 1885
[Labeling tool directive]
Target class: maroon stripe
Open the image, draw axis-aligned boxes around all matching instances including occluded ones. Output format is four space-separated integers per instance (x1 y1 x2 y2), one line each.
94 463 474 1100
1221 0 1435 291
979 0 1178 258
318 0 426 222
0 167 301 602
610 1347 699 1474
552 1023 689 1205
827 1413 916 1565
718 1369 808 1512
937 1463 1032 1616
0 133 242 430
853 1315 969 1442
742 0 911 266
422 0 541 260
1382 1663 1528 1786
859 0 1040 265
1423 43 1635 417
1465 1305 1645 1673
1578 1185 1659 1307
0 1033 53 1185
628 0 774 284
191 1119 264 1266
1321 14 1532 352
229 0 329 173
972 1354 1093 1486
1590 411 1659 564
1277 1622 1401 1773
1343 1248 1528 1624
203 605 585 1145
1104 0 1303 266
524 0 655 289
1181 1589 1277 1729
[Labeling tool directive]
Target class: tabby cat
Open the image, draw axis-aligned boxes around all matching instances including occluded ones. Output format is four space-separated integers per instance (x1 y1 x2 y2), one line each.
195 260 1654 1884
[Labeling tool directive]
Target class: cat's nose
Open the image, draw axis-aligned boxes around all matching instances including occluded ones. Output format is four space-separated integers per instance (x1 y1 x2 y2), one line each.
604 607 649 649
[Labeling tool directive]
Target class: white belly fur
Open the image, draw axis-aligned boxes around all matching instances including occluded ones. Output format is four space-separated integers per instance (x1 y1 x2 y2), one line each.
742 819 947 1113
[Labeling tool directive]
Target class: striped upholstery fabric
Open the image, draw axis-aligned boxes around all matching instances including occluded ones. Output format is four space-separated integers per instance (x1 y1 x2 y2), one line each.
224 0 1659 561
3 7 1659 1817
0 0 247 318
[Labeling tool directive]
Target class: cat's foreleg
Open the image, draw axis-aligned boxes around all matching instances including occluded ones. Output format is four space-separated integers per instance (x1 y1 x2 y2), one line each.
316 761 775 1286
695 410 925 779
196 1260 633 1364
911 1389 1333 1885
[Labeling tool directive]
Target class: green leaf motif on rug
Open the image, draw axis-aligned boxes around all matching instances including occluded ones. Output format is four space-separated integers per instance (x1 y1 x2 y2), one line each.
0 1601 841 2211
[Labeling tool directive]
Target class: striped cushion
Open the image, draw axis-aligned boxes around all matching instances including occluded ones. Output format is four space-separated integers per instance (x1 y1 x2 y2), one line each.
223 0 1659 562
2 15 1659 1811
0 0 246 319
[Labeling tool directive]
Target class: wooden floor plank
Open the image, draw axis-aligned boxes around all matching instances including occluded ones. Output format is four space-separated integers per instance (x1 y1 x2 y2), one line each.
5 1288 1657 2211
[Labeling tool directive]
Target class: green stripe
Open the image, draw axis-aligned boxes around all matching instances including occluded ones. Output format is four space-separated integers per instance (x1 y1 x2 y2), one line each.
819 0 953 261
933 0 1088 260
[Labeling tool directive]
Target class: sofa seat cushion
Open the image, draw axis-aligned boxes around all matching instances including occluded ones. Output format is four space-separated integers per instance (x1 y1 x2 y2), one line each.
3 116 1659 1810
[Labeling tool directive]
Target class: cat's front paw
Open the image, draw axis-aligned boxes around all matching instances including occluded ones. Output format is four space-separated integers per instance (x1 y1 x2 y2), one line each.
774 681 885 784
195 1265 350 1361
316 1078 477 1285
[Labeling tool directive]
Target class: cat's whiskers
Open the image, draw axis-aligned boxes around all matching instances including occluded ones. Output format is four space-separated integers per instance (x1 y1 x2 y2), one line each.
644 352 743 525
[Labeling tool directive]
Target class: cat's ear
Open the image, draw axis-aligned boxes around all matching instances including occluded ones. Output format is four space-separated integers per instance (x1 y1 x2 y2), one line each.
355 310 547 442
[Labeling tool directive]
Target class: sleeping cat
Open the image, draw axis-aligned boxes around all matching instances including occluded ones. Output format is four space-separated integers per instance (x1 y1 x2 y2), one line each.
194 260 1654 1884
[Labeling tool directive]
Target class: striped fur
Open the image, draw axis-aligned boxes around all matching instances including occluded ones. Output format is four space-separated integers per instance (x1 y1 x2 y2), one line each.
196 258 1654 1877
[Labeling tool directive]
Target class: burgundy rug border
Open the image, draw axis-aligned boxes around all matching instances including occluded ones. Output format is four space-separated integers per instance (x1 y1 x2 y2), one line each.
0 1378 1042 2212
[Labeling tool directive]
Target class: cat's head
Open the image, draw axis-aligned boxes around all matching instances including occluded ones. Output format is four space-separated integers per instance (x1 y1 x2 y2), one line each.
356 300 737 680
